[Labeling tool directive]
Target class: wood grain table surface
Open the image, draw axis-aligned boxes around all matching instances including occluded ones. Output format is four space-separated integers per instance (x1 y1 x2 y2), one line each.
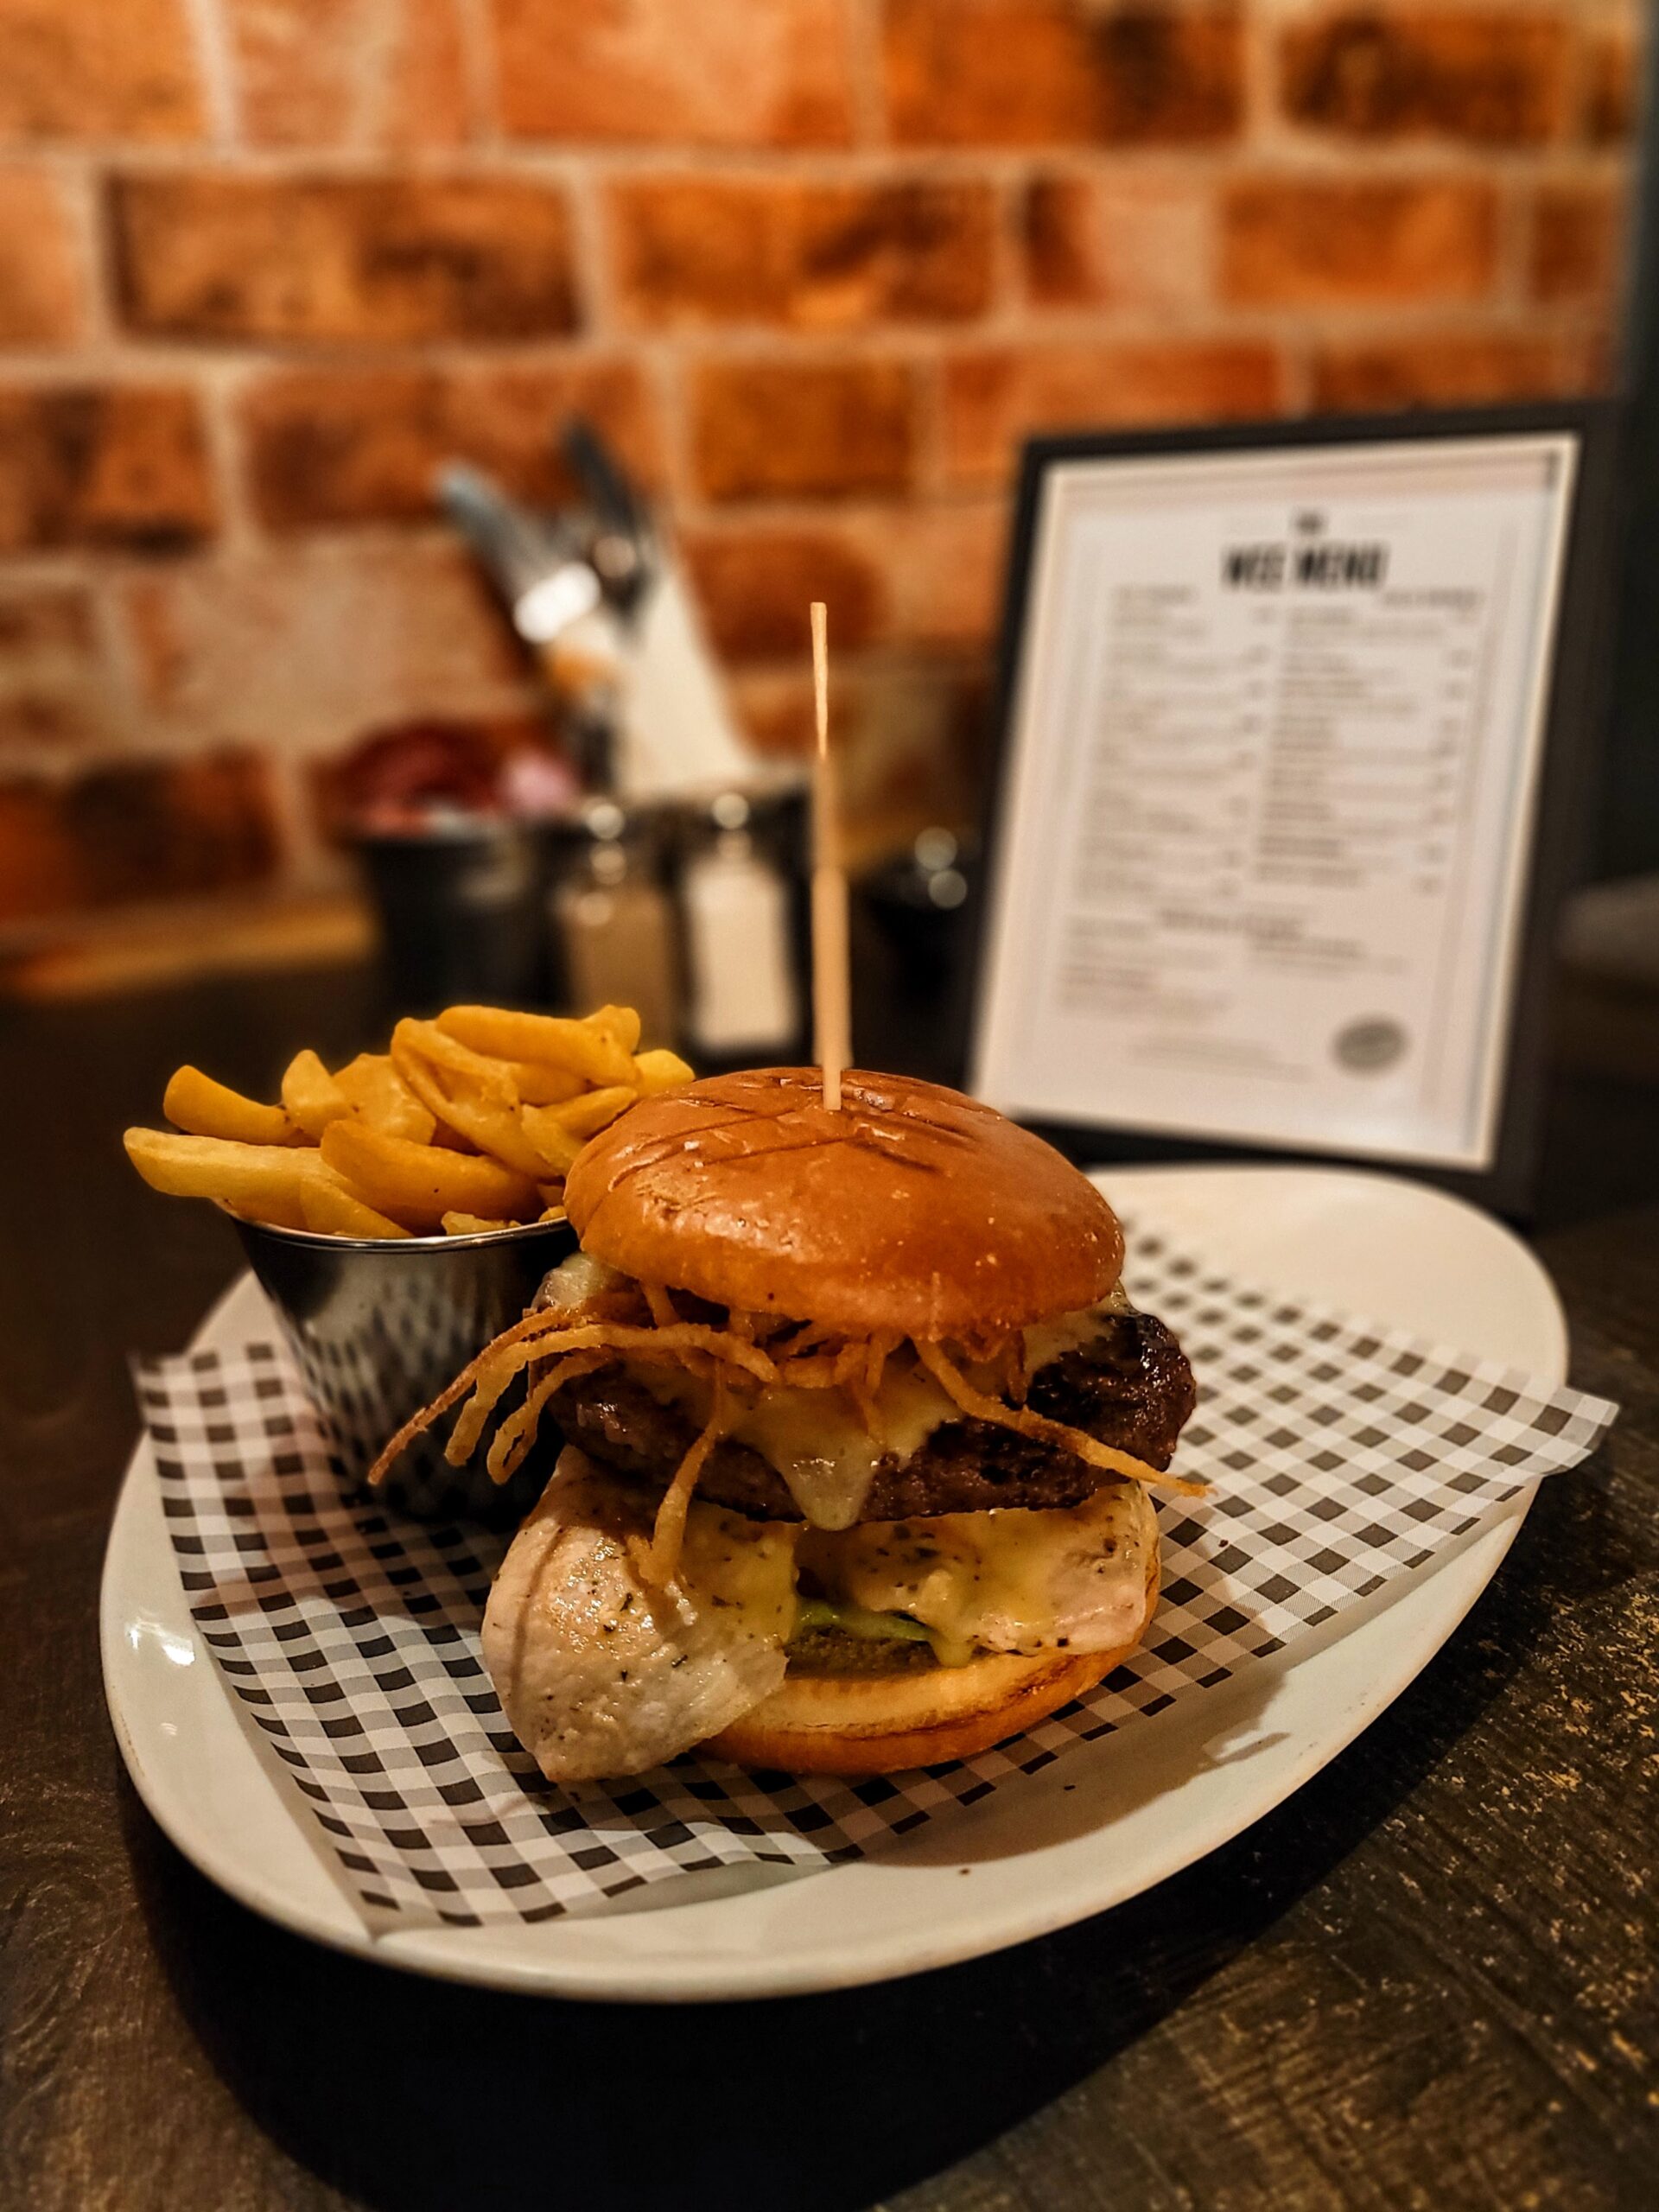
0 962 1654 2212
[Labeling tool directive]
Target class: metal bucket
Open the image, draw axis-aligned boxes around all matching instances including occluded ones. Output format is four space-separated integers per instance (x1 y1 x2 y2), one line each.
231 1213 575 1524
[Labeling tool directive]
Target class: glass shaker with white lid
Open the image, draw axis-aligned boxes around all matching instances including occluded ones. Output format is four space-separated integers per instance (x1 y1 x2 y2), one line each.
548 798 680 1046
680 788 804 1063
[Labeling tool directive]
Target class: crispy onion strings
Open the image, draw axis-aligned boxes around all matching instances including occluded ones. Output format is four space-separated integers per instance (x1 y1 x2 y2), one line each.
366 1308 778 1486
1006 1332 1030 1407
756 1336 880 1394
766 1351 841 1389
912 1339 1206 1496
365 1366 478 1491
368 1276 1202 1510
484 1351 610 1485
364 1303 575 1489
843 1374 881 1437
832 1340 868 1385
447 1320 774 1468
771 1319 840 1359
843 1329 903 1443
639 1371 731 1586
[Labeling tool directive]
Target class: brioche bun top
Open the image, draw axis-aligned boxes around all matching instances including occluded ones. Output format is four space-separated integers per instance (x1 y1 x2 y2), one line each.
562 1067 1123 1339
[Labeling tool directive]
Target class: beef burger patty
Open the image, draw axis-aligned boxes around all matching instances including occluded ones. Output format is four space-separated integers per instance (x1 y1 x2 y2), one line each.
554 1313 1196 1522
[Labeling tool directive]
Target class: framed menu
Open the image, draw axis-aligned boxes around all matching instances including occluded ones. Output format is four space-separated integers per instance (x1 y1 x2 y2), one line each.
971 405 1618 1212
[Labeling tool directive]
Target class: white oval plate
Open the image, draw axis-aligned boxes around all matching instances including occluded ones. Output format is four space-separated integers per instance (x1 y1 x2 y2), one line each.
103 1164 1565 2003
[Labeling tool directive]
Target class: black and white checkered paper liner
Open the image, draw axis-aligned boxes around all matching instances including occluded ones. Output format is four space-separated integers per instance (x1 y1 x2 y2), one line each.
131 1230 1616 1933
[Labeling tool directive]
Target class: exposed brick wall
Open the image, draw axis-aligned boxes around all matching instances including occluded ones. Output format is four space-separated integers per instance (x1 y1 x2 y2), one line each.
0 0 1643 929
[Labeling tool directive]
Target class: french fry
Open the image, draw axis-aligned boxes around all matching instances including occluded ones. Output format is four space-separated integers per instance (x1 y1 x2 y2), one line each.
436 1005 635 1088
519 1106 585 1178
334 1053 435 1145
539 1084 637 1140
320 1119 538 1232
280 1049 350 1141
124 1128 324 1231
302 1167 411 1240
163 1065 300 1148
128 999 662 1239
506 1058 585 1107
590 1003 642 1055
433 1091 550 1182
631 1048 694 1096
392 1019 517 1106
391 1027 551 1182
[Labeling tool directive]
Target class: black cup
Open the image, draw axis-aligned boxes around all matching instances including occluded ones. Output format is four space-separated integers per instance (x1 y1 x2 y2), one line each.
352 823 545 1014
231 1214 575 1524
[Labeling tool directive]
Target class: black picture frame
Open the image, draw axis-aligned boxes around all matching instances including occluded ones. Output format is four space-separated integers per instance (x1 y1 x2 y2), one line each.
969 402 1624 1219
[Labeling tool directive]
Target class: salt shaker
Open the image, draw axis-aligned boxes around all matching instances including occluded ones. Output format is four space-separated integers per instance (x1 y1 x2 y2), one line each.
550 801 679 1046
681 791 801 1060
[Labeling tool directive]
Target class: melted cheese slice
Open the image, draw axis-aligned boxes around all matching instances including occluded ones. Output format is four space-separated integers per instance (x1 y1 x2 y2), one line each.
535 1249 626 1312
1021 1280 1132 1371
631 1287 1135 1533
733 1363 954 1529
798 1480 1156 1663
634 1360 957 1530
677 1488 800 1638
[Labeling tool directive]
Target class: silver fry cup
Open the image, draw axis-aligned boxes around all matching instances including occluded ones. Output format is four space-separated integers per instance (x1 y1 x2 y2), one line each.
231 1214 576 1524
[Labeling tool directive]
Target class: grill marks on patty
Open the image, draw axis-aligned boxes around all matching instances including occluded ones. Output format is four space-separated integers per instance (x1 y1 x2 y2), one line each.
554 1313 1196 1522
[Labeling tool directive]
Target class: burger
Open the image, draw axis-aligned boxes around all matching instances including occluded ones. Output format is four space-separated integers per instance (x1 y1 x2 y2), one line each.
378 1068 1196 1780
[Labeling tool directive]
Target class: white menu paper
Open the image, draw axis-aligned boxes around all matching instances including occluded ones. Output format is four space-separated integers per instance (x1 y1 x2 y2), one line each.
975 435 1578 1169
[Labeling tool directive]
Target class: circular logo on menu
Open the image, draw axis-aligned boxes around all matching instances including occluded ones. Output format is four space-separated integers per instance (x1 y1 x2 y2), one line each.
1334 1017 1408 1074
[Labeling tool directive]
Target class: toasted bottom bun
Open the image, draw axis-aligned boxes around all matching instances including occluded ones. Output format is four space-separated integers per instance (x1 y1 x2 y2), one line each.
709 1547 1160 1776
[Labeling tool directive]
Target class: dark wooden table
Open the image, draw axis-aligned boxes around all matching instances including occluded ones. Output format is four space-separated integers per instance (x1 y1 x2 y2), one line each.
2 963 1655 2212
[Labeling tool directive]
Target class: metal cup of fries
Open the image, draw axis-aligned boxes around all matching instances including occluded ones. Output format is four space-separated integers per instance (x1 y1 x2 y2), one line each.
232 1211 575 1521
123 1001 691 1517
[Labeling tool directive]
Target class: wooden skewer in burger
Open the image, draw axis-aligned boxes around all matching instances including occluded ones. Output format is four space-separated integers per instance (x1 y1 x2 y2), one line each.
372 605 1198 1779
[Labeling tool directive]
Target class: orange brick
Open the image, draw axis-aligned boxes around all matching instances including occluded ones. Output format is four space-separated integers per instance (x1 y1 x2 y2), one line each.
0 582 93 652
492 0 854 146
683 526 887 660
111 174 579 343
1530 181 1626 305
0 582 111 753
1280 10 1571 144
876 503 1007 649
0 683 118 751
1224 178 1497 305
0 385 216 552
1584 22 1641 144
120 545 530 753
0 782 76 919
241 359 664 532
691 359 917 503
1313 332 1591 411
883 0 1243 147
728 667 823 758
0 0 202 142
1024 175 1212 308
943 340 1282 488
224 0 475 148
0 167 85 342
608 175 995 330
728 656 988 850
73 753 281 907
0 752 279 925
685 501 1004 660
